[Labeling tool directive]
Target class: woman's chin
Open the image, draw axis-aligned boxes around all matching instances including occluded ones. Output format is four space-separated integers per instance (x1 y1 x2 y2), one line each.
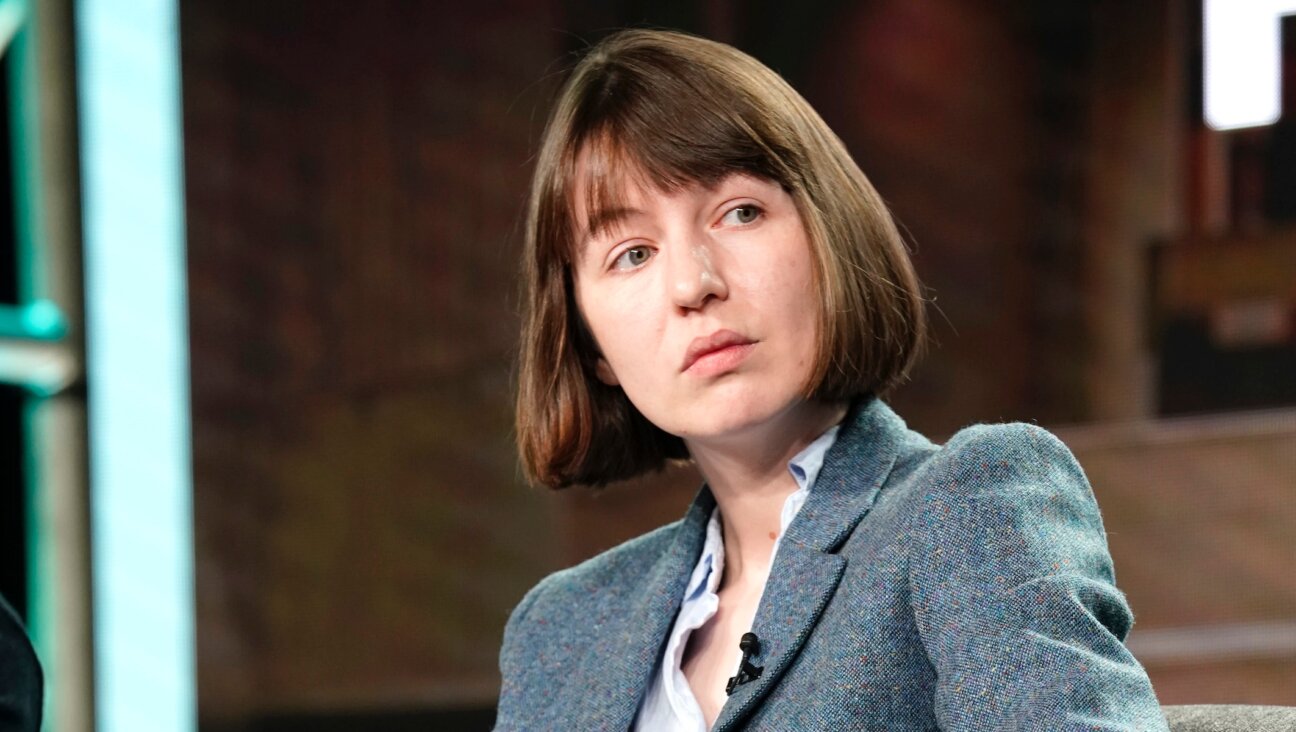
665 395 809 446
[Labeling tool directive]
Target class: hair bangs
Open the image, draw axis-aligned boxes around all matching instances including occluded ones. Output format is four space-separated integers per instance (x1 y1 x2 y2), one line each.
553 67 794 263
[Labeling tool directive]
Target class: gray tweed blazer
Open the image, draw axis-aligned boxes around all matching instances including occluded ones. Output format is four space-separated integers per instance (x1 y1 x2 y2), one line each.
496 398 1168 731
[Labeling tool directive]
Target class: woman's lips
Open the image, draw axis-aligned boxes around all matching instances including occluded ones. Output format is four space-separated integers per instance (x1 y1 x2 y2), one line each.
685 342 756 376
682 330 757 375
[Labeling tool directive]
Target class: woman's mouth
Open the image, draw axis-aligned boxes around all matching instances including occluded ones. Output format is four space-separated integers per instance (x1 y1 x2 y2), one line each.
682 330 757 375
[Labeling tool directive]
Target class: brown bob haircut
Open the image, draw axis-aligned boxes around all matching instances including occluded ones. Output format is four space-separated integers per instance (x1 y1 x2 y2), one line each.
516 29 926 489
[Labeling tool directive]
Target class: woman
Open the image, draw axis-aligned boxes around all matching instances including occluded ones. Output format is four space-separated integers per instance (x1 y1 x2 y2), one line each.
499 29 1167 731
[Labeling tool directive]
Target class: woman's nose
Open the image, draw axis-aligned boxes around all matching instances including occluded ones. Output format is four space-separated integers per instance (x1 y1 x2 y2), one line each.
668 240 728 310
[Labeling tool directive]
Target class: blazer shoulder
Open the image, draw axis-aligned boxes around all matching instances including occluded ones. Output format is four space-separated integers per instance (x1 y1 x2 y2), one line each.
905 418 1115 601
505 518 683 633
496 518 686 727
917 420 1088 498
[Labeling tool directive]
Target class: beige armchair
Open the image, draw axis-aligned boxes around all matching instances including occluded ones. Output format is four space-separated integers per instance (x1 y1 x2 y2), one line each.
1164 705 1296 731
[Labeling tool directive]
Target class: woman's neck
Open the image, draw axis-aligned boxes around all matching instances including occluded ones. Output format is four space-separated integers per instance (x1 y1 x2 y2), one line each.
686 400 847 584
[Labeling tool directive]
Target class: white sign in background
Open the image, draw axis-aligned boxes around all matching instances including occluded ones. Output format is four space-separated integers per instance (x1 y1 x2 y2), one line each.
1205 0 1296 130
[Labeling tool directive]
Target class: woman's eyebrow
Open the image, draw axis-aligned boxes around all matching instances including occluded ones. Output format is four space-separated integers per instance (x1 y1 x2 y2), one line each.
582 206 643 243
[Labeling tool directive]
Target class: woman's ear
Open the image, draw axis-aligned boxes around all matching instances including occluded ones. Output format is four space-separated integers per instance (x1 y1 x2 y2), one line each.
595 357 620 386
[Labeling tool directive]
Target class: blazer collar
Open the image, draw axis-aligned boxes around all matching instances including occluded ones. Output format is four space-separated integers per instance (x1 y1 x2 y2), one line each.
577 397 905 730
714 396 905 731
781 396 905 552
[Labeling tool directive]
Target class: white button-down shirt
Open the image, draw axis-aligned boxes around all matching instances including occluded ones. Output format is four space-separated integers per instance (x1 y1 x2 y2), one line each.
633 425 842 731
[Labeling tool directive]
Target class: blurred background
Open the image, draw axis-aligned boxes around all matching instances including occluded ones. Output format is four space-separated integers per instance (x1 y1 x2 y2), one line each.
2 0 1294 730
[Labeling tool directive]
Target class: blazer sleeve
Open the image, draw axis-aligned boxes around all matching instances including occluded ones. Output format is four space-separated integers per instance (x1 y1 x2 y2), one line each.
0 594 43 732
908 423 1168 732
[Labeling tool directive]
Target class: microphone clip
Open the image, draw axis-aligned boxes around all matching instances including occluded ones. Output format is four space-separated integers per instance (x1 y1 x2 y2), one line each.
725 632 764 695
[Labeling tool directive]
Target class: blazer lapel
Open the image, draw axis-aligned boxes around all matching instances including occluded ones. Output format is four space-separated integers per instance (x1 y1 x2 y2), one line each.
712 544 846 732
712 398 905 732
575 488 715 730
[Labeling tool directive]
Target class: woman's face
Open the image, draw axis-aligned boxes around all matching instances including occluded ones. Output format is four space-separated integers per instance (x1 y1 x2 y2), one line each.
571 165 822 445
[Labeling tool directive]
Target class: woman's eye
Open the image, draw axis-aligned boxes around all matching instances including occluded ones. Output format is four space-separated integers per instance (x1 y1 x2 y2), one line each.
722 205 763 226
612 246 652 270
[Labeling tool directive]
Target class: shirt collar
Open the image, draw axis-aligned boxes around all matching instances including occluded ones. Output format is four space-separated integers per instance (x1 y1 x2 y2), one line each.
684 511 724 602
788 423 841 493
